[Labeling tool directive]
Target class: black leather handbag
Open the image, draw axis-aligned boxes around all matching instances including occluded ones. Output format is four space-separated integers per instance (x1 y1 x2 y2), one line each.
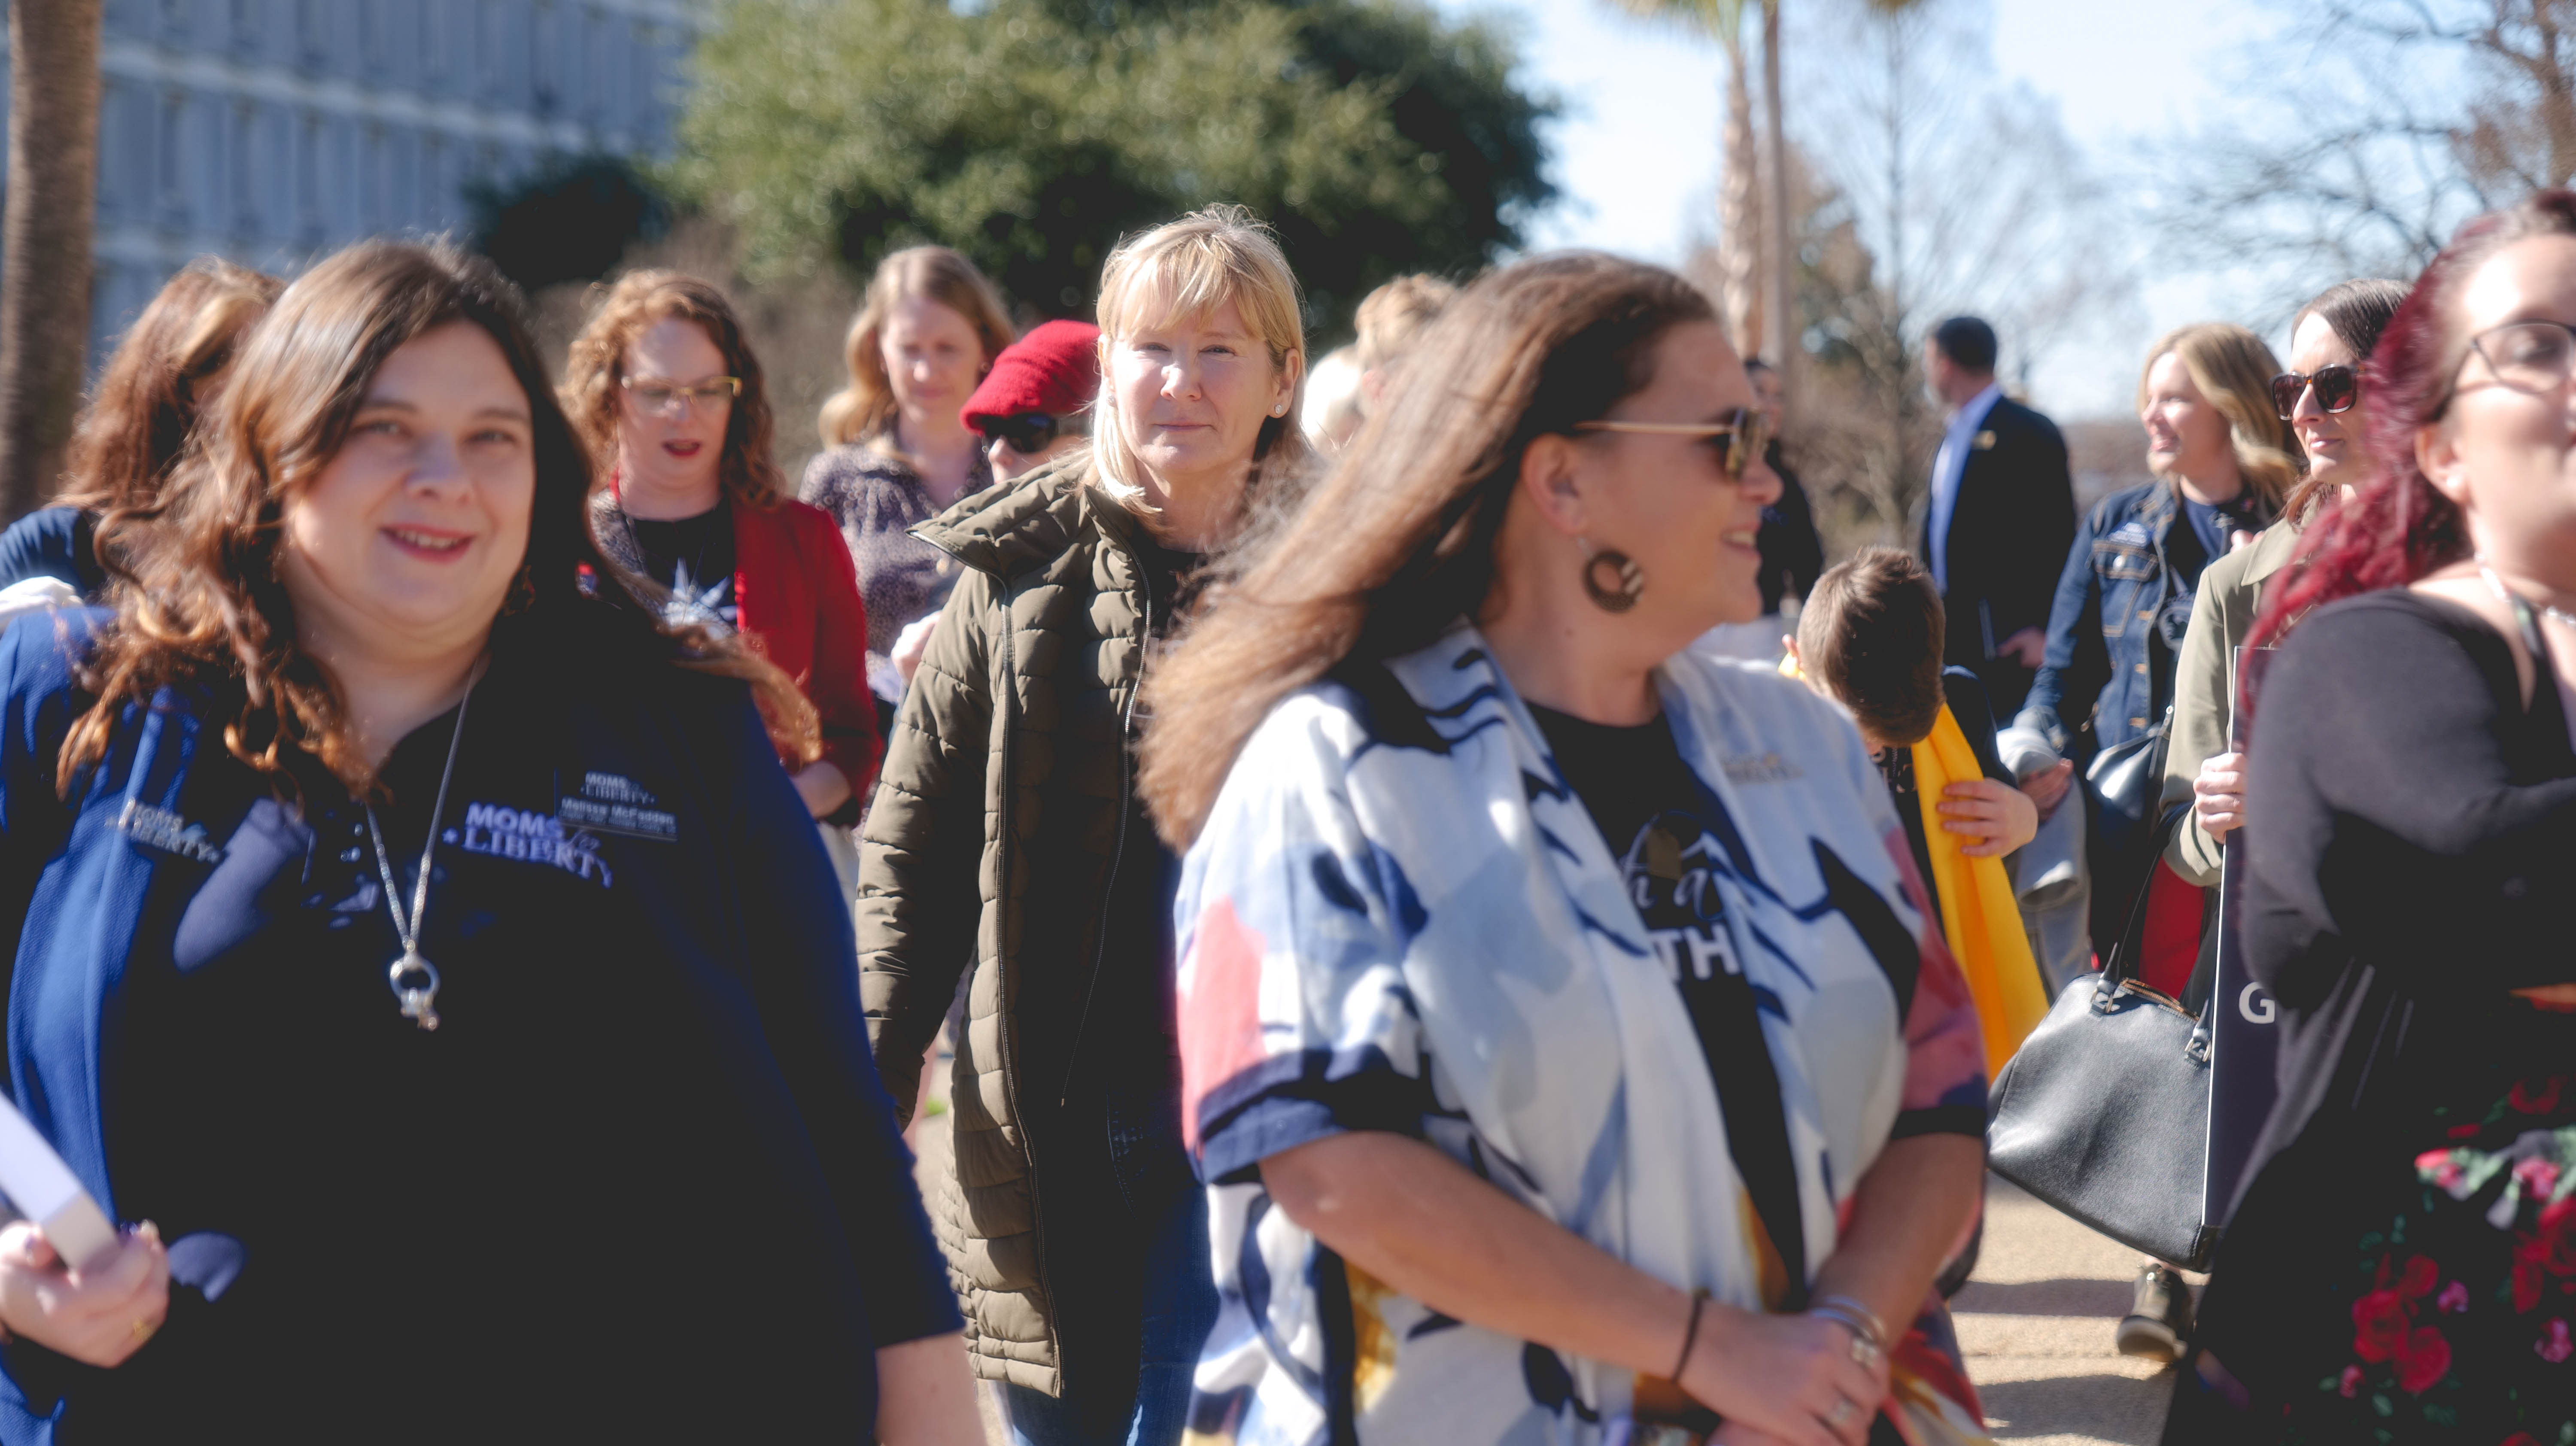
2085 702 2173 875
1986 818 2221 1270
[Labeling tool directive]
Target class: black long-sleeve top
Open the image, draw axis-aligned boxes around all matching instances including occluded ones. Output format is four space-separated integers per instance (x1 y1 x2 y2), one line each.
2242 591 2576 1146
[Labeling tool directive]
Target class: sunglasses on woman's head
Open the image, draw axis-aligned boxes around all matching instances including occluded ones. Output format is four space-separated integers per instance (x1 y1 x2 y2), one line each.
976 411 1063 455
1573 406 1771 480
2269 365 2358 421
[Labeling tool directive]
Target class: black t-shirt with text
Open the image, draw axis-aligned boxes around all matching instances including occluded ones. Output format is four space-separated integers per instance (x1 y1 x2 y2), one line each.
1527 702 1806 1302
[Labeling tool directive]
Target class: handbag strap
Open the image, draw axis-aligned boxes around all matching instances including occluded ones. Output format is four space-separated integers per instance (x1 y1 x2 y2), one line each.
2091 795 2221 1054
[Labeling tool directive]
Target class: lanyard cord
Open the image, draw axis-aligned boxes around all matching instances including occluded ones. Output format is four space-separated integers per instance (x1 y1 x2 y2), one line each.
365 674 477 959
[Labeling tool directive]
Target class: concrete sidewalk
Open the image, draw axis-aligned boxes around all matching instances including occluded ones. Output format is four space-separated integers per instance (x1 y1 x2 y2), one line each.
1953 1178 2188 1443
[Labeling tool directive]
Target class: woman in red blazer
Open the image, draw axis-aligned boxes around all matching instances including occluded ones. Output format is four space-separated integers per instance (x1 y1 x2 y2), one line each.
565 271 880 892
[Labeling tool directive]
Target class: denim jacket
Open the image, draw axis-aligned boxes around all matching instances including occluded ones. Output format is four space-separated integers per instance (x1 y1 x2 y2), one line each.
2014 479 2268 761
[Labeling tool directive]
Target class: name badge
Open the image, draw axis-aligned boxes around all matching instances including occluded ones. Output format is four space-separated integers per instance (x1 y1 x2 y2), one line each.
556 770 677 842
1723 752 1801 784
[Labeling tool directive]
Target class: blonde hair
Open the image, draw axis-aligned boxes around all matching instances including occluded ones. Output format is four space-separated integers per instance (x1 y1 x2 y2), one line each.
1353 273 1458 373
561 269 786 509
1091 205 1314 507
2138 322 2303 509
818 246 1014 450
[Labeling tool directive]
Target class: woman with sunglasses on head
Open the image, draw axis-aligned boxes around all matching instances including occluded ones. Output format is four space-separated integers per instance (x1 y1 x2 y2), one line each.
564 271 879 894
2160 280 2407 893
0 240 977 1443
799 247 1016 735
2163 195 2576 1446
1140 252 1993 1446
0 258 281 600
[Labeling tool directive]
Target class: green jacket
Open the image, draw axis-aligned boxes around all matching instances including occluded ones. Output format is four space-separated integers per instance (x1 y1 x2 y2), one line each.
2162 519 2303 886
855 453 1164 1394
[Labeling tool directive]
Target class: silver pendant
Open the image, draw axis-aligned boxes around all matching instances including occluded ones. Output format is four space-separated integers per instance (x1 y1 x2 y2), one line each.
389 949 442 1031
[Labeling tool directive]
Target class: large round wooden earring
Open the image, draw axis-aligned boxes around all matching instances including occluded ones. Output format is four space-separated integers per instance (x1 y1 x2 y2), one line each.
1580 539 1644 613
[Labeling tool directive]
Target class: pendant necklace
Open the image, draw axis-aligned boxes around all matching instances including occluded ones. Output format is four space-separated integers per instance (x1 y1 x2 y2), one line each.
2481 558 2576 634
363 671 478 1031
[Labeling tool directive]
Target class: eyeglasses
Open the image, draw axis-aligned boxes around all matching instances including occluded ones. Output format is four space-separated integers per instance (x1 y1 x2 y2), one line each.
620 375 742 416
975 411 1067 455
2449 321 2576 408
2269 365 2358 421
1574 407 1771 480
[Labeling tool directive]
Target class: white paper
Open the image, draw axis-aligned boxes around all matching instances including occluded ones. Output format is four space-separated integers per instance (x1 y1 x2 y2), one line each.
0 1094 115 1269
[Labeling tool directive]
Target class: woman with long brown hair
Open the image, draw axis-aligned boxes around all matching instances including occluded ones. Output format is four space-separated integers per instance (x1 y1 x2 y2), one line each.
0 257 280 597
0 240 975 1442
799 246 1015 731
562 270 878 890
1139 252 1992 1446
2165 194 2576 1445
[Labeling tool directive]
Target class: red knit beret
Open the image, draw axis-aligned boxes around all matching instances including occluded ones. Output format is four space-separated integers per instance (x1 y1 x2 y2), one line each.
960 319 1103 429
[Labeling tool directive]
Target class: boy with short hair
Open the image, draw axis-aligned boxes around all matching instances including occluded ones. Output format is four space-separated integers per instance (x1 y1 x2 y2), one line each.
1786 546 2046 1069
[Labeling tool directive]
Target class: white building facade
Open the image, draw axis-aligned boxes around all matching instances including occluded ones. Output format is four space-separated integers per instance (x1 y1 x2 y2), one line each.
3 0 698 353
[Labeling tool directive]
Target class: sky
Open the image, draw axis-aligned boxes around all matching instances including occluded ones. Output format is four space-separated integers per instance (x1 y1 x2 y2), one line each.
1428 0 2289 419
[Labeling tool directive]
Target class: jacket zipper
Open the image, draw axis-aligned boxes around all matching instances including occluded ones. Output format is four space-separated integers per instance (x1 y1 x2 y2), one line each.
1060 585 1147 1108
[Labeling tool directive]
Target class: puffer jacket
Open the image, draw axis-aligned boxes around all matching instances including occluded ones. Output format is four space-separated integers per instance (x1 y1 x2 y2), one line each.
855 452 1176 1396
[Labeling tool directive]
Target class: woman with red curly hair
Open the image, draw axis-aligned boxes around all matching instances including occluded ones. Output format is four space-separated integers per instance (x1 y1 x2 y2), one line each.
563 272 879 892
2169 195 2576 1443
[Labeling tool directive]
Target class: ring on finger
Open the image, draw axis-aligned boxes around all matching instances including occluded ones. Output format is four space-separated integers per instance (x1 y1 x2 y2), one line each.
1848 1333 1883 1370
1826 1395 1856 1427
128 1317 152 1342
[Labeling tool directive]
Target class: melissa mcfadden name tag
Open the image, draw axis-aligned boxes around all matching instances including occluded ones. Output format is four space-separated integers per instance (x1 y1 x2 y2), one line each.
556 770 676 842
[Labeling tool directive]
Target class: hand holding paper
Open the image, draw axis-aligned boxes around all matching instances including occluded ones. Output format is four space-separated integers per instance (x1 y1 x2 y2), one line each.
0 1219 169 1367
0 1092 168 1366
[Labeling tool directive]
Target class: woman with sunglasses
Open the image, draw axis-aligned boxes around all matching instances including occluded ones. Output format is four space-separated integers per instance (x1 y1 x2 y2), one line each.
2161 280 2406 892
799 248 1016 738
563 271 880 893
1137 252 1993 1446
2163 194 2576 1446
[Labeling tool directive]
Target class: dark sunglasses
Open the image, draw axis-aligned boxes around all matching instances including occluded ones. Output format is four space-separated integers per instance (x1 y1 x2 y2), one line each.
975 411 1065 455
1573 406 1772 479
2269 365 2358 421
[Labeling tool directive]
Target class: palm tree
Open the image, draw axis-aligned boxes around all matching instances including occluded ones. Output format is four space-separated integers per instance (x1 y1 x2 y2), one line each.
1609 0 1764 360
0 0 105 520
1759 0 1792 398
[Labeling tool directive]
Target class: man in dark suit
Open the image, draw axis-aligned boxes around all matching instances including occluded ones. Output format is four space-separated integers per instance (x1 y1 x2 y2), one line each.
1920 316 2076 719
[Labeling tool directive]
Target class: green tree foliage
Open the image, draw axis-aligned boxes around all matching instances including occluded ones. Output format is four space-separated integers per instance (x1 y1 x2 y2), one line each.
671 0 1556 332
469 153 671 293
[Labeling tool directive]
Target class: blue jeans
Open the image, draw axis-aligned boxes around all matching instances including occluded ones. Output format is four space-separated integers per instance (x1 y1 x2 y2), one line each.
1002 1187 1218 1446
